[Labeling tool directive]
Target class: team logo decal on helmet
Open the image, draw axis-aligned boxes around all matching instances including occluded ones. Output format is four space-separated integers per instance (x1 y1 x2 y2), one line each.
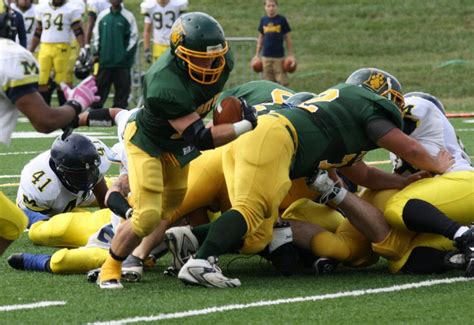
170 12 229 85
346 67 405 112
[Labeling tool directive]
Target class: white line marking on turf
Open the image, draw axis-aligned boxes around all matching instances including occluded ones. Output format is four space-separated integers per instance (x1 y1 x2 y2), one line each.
89 277 473 324
0 301 66 312
0 175 20 179
0 151 41 156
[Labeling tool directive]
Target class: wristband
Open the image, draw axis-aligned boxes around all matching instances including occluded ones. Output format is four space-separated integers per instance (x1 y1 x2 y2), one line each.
233 120 252 137
65 100 82 116
106 191 132 219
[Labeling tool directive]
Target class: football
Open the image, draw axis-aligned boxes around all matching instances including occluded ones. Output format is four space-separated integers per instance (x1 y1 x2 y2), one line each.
282 57 297 73
213 96 243 125
251 57 263 73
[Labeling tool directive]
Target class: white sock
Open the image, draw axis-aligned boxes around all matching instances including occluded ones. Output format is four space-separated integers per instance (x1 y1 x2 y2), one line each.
454 226 470 239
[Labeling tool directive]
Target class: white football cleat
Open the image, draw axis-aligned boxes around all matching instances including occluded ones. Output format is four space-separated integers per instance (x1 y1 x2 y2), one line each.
121 255 143 282
178 256 241 288
98 279 123 289
165 226 199 270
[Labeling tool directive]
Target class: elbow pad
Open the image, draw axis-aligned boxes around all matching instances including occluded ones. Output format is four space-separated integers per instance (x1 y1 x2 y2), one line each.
182 119 215 150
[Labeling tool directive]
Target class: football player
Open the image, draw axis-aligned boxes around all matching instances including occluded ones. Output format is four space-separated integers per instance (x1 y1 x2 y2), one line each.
30 0 86 104
140 0 188 64
98 12 259 289
174 68 454 288
297 91 474 276
84 0 110 46
0 3 98 256
11 0 37 50
65 0 86 85
16 133 111 248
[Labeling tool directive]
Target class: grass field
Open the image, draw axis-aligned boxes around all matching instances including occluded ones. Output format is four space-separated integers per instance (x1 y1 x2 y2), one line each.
1 0 474 324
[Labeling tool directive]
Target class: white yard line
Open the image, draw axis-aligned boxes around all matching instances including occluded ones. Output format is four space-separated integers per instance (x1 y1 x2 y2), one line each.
88 277 473 324
0 301 66 312
0 151 41 156
0 175 20 179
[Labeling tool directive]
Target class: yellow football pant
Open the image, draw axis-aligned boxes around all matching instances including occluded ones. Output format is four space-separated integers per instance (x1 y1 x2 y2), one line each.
124 122 188 238
28 208 111 248
0 192 28 240
223 114 297 253
50 246 108 274
153 44 169 62
167 146 229 225
385 171 474 230
65 39 79 84
38 42 71 85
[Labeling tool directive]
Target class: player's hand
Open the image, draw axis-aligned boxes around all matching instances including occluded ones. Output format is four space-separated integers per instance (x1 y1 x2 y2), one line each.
79 45 90 61
60 76 100 112
239 97 258 129
144 48 152 64
435 149 455 174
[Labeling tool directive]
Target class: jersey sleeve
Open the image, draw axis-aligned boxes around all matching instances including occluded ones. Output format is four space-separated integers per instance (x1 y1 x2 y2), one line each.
70 8 83 24
4 50 39 103
282 16 291 34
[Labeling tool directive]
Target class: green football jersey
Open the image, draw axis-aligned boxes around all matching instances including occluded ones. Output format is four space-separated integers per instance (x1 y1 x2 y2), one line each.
216 80 294 107
276 83 403 178
130 50 234 166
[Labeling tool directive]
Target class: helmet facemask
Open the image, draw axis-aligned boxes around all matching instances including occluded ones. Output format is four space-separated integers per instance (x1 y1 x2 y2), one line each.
174 41 228 85
55 162 101 193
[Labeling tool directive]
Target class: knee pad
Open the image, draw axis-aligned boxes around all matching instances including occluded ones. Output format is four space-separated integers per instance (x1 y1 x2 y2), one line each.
311 231 351 261
131 208 160 238
0 192 28 240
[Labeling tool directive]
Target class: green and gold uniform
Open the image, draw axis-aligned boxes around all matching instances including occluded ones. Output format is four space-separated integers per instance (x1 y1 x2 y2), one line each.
124 50 233 237
219 83 403 253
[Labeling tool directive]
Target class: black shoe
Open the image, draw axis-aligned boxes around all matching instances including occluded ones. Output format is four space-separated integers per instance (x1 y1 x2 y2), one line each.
7 254 25 270
444 250 466 270
454 227 474 277
313 257 338 275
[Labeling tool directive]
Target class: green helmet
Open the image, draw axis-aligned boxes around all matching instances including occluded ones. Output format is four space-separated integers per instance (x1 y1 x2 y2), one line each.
346 67 405 111
170 12 228 85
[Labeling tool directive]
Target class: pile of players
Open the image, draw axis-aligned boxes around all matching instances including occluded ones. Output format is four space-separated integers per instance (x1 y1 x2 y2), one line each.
1 8 473 290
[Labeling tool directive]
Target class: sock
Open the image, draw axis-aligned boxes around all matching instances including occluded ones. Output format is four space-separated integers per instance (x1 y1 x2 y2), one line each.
57 88 66 105
99 254 123 282
401 246 448 274
192 223 211 244
24 210 49 228
23 253 52 273
402 199 461 239
196 209 247 259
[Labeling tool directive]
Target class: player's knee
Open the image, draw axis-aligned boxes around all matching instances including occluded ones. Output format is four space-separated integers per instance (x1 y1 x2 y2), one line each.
310 231 351 261
131 208 160 238
0 218 27 241
28 217 72 245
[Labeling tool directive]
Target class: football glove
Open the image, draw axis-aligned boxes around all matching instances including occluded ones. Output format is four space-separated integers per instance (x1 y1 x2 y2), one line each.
239 97 258 129
306 169 347 205
60 76 100 112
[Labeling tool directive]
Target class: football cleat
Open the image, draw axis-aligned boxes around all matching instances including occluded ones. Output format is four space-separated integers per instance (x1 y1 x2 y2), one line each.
313 257 338 275
164 226 199 270
87 268 101 283
7 253 51 272
453 226 474 277
444 250 466 270
121 255 143 282
7 253 25 270
98 279 123 290
178 256 241 288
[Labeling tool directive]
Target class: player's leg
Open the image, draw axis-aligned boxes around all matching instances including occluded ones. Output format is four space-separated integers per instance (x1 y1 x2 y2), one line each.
99 122 165 288
65 38 80 85
37 43 54 103
274 58 288 86
112 68 131 109
52 43 71 105
28 208 111 248
178 117 295 287
91 67 113 109
7 247 108 274
0 192 28 256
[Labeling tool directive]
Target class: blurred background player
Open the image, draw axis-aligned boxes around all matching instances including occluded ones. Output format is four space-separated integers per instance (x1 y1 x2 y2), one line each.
252 0 295 86
84 0 111 47
30 0 86 105
140 0 187 64
7 0 27 47
11 0 37 50
91 0 138 109
0 2 99 256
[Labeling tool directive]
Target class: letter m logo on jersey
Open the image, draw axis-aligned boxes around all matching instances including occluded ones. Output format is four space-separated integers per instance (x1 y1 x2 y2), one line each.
21 61 39 76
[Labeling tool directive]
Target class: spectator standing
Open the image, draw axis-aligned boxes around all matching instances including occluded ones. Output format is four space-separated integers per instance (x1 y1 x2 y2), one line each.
6 1 27 48
253 0 295 86
140 0 188 64
92 0 138 109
